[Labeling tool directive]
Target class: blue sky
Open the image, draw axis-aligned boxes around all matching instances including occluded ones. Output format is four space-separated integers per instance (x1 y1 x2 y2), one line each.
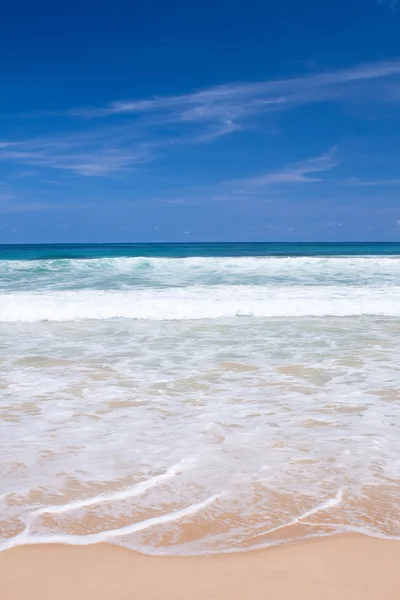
1 0 400 243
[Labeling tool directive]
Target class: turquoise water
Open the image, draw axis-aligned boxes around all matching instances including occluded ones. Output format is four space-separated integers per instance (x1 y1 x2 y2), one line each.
0 242 399 553
1 242 400 260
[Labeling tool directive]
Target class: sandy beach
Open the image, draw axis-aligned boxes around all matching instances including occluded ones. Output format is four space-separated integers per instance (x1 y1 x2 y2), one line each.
0 534 399 600
2 249 400 598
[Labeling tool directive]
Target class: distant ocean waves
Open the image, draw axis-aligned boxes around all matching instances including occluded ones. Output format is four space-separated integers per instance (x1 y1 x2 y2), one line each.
1 255 400 322
1 255 400 292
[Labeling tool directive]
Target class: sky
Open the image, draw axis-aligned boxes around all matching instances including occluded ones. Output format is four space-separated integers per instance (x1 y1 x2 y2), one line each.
1 0 400 243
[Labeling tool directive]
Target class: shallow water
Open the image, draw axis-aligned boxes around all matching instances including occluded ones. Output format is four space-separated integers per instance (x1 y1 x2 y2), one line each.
0 244 399 554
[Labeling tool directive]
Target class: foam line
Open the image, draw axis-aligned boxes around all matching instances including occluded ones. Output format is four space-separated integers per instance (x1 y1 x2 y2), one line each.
324 524 400 542
254 489 343 538
0 525 31 552
298 489 343 521
32 457 196 517
1 493 220 551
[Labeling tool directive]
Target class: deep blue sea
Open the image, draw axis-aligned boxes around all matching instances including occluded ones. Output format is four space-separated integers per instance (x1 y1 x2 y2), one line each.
1 242 399 554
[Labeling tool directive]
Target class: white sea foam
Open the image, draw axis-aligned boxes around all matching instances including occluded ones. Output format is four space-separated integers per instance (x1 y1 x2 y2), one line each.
31 457 196 517
1 285 400 322
0 494 221 552
1 253 399 555
1 255 400 292
255 489 343 537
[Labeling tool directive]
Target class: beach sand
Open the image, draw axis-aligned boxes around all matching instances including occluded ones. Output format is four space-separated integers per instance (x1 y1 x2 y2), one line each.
0 534 399 599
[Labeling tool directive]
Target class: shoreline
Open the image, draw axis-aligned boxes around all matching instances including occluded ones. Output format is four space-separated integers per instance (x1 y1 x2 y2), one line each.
1 534 399 599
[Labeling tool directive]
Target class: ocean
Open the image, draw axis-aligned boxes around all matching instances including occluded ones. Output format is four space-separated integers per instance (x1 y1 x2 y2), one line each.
1 242 399 554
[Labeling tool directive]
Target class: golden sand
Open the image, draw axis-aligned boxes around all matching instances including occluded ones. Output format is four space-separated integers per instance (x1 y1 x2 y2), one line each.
0 534 399 600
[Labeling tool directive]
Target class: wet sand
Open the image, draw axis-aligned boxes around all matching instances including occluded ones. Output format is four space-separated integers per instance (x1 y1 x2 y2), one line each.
0 534 399 600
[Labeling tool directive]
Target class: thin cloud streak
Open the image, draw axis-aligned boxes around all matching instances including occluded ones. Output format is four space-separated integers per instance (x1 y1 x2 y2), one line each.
346 178 400 186
64 60 400 155
226 149 338 192
378 0 398 8
0 133 151 176
73 59 400 122
2 59 400 176
157 150 340 206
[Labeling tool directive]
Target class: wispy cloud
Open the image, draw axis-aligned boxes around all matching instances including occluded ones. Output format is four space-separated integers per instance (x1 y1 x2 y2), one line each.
226 149 338 192
155 149 339 206
0 196 152 213
346 177 400 186
378 0 398 9
0 131 150 176
2 60 400 176
72 60 400 122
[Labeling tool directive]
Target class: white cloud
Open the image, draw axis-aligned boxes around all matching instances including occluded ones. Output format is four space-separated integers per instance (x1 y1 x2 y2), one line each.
3 59 400 176
227 149 338 192
346 178 400 187
74 60 400 123
379 0 398 8
0 133 150 176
